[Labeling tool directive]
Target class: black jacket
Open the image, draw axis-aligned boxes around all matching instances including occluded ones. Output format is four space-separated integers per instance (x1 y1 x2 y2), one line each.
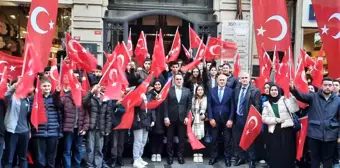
227 74 239 89
291 88 340 142
149 90 167 134
108 100 125 129
164 86 192 122
132 93 155 130
83 92 112 134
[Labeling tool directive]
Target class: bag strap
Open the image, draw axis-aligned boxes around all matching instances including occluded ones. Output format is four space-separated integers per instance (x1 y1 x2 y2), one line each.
282 98 294 120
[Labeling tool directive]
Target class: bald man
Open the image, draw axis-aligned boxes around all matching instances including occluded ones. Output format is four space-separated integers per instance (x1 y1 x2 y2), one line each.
207 74 234 167
231 72 261 168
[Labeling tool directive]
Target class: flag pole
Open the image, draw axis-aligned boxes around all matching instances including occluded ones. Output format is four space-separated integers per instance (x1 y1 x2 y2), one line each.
21 34 31 76
188 23 191 50
58 58 63 87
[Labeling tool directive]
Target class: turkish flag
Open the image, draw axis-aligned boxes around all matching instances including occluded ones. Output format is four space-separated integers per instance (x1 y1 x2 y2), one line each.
0 51 23 80
294 56 309 109
31 77 47 130
253 0 292 57
81 70 91 96
182 45 192 60
296 117 308 161
102 62 128 101
205 37 221 61
233 53 241 78
310 47 324 88
116 42 130 71
300 49 315 68
181 59 201 73
65 33 98 72
68 70 82 107
49 58 59 92
217 35 238 60
151 31 166 78
275 56 290 98
102 81 122 102
0 66 8 99
189 27 201 49
134 31 148 67
114 73 153 130
167 28 181 63
239 105 263 151
26 0 58 70
23 34 44 73
15 57 38 99
141 78 172 109
256 48 271 93
127 28 133 57
60 61 72 86
187 112 205 150
312 0 340 78
195 41 206 61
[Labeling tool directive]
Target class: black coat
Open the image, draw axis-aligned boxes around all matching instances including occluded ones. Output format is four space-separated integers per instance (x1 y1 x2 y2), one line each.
164 86 192 122
132 93 155 130
232 85 261 126
108 100 125 129
291 88 340 142
150 91 167 134
227 74 239 89
83 92 112 134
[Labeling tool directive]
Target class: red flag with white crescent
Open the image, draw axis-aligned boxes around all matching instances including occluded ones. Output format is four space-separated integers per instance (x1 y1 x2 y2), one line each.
140 78 172 109
296 117 308 161
26 0 58 70
167 28 181 63
65 33 98 72
182 45 192 60
127 28 133 57
134 31 148 67
239 105 262 150
0 66 8 99
49 58 59 92
0 51 23 80
233 53 240 78
31 77 47 130
15 56 38 99
81 70 91 96
312 0 340 78
294 55 309 109
189 27 201 49
205 37 221 61
311 46 324 88
151 31 166 78
253 0 293 57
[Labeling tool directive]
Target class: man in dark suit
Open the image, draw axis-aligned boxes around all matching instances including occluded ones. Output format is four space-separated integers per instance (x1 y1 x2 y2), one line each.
207 74 234 167
164 74 192 165
232 72 261 168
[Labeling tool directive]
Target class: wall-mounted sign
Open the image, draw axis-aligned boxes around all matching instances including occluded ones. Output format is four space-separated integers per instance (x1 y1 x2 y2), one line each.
94 30 102 35
302 0 317 28
74 36 81 41
222 20 250 73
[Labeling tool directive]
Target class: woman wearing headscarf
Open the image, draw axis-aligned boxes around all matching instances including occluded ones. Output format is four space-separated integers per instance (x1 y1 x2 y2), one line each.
150 80 167 162
262 84 299 168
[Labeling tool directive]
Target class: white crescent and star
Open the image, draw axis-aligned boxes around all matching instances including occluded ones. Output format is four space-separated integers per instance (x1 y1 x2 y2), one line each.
257 15 288 41
50 66 58 81
117 54 125 67
246 116 258 134
68 40 78 53
9 65 16 71
30 6 54 34
327 13 340 39
0 61 8 65
109 69 118 81
127 40 132 51
137 39 145 49
209 45 221 56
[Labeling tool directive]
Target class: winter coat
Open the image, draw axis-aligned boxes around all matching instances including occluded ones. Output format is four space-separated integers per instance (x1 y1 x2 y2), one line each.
0 99 6 138
291 88 340 142
31 92 63 137
262 96 299 133
132 93 155 131
60 91 89 133
108 100 125 129
149 91 167 134
83 92 112 134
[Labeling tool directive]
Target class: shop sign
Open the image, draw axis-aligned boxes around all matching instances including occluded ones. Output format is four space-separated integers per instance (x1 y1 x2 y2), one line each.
94 30 102 35
302 0 317 27
221 20 250 73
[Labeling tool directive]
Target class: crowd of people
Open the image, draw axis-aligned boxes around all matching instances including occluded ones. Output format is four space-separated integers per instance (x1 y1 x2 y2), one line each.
0 57 340 168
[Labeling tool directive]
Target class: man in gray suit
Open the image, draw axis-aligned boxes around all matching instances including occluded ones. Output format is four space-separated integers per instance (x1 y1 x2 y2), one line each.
164 74 192 165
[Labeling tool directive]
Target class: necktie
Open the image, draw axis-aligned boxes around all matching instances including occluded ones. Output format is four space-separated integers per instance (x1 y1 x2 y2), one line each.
218 88 223 102
238 88 246 116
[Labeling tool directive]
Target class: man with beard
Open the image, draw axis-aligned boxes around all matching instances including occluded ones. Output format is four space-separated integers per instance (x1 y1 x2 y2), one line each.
290 77 340 168
222 63 239 89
